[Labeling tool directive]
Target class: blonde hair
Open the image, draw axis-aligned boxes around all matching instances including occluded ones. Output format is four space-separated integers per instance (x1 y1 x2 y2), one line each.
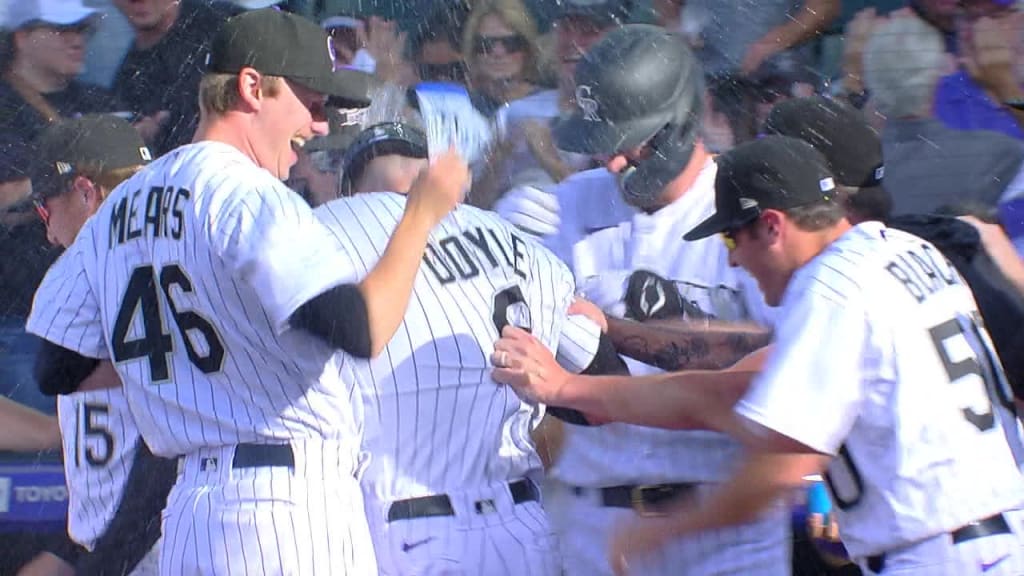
462 0 545 84
198 73 283 116
77 163 145 199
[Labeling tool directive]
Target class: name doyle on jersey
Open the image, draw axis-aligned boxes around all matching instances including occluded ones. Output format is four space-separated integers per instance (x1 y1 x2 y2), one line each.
885 242 962 302
109 186 191 248
423 227 529 285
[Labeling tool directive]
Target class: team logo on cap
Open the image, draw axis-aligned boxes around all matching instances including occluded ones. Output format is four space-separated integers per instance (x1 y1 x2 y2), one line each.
55 162 73 175
819 177 835 192
739 197 759 210
575 85 600 122
140 147 152 161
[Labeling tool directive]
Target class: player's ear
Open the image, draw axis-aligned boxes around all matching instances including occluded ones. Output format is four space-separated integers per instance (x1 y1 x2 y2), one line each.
237 68 264 111
71 176 101 209
760 210 784 243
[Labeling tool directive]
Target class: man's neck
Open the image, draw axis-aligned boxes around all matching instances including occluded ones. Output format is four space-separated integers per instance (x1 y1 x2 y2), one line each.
134 1 182 50
794 221 853 269
8 60 68 93
640 142 711 213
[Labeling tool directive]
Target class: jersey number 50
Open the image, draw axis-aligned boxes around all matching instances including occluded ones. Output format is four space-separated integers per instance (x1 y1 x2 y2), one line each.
112 264 226 383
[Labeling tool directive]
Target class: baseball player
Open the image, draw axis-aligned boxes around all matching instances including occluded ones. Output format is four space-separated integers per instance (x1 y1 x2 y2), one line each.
498 24 788 576
494 136 1024 576
25 9 468 576
26 114 174 575
319 121 614 575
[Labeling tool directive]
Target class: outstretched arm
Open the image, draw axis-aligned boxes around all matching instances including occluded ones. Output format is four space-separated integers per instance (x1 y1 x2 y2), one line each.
492 325 771 430
605 316 772 371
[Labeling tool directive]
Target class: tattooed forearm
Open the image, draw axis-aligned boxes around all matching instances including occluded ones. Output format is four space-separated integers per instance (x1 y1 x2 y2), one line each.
607 316 772 371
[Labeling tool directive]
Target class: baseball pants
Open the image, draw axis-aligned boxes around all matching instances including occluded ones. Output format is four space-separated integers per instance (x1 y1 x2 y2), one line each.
364 479 561 576
856 509 1024 575
544 480 791 576
160 439 377 575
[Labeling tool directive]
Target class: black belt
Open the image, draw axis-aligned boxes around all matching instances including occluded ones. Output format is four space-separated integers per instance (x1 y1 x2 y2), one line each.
866 513 1012 573
573 483 697 517
232 443 295 469
386 479 538 522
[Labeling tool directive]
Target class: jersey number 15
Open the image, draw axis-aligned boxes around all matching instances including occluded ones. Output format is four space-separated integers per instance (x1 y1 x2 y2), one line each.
112 264 226 383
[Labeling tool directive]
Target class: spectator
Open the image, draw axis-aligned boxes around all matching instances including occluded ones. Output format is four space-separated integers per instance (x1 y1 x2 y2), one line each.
111 0 241 155
0 0 123 143
405 2 472 85
322 15 375 72
863 13 1024 225
933 0 1024 139
0 136 58 415
687 0 840 80
462 0 549 117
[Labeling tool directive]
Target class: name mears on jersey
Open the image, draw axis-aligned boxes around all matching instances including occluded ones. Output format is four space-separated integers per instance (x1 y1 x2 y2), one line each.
108 186 192 247
423 226 529 285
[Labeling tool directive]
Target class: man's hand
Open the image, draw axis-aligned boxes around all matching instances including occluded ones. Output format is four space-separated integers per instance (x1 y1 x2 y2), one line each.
491 325 570 404
841 8 879 96
494 184 561 238
569 296 608 333
405 147 470 226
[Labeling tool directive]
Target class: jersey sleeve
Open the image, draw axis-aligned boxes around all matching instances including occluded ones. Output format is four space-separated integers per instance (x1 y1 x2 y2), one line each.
556 313 603 373
734 281 869 455
26 242 108 359
998 160 1024 258
213 181 359 333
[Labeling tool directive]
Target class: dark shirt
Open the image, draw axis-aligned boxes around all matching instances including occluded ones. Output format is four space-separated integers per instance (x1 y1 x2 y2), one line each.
0 79 122 144
113 0 241 155
0 220 59 319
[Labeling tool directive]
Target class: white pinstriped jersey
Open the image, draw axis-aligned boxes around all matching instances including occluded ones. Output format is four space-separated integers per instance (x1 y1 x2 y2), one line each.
27 141 365 459
315 195 601 501
545 160 775 486
737 222 1024 558
56 389 139 549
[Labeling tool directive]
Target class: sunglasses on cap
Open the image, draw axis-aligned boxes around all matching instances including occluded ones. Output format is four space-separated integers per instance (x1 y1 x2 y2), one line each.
32 195 51 226
473 34 528 55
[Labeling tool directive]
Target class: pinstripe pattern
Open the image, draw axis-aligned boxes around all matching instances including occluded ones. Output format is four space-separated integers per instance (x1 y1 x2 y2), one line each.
316 194 597 574
738 222 1024 566
542 160 785 574
27 141 375 575
56 390 140 550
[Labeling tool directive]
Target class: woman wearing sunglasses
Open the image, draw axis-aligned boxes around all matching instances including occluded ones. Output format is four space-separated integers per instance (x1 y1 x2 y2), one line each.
462 0 549 117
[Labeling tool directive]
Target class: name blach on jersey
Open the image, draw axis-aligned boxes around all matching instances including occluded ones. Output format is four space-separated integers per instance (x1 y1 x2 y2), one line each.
423 227 528 286
885 243 961 302
109 186 191 248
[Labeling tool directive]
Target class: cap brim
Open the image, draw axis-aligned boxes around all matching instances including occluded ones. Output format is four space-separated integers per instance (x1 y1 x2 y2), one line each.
291 69 373 108
18 6 98 28
553 112 664 155
683 211 734 241
1006 99 1024 111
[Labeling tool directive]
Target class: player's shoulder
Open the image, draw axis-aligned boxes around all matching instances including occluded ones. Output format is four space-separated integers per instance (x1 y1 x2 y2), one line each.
315 192 406 226
793 222 896 305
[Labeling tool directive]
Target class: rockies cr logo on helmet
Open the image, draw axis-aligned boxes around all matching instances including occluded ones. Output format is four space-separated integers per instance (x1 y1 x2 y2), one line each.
575 85 601 122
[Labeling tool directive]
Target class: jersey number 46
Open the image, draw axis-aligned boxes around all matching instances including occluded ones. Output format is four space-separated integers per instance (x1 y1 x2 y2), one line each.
111 264 226 383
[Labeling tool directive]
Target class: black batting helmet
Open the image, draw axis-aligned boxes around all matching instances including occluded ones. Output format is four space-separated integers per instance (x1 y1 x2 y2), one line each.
340 122 429 195
554 24 704 209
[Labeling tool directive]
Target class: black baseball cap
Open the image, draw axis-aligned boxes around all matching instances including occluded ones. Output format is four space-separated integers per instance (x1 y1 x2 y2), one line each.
763 96 884 188
684 136 837 241
207 8 372 108
558 0 632 27
30 114 152 199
